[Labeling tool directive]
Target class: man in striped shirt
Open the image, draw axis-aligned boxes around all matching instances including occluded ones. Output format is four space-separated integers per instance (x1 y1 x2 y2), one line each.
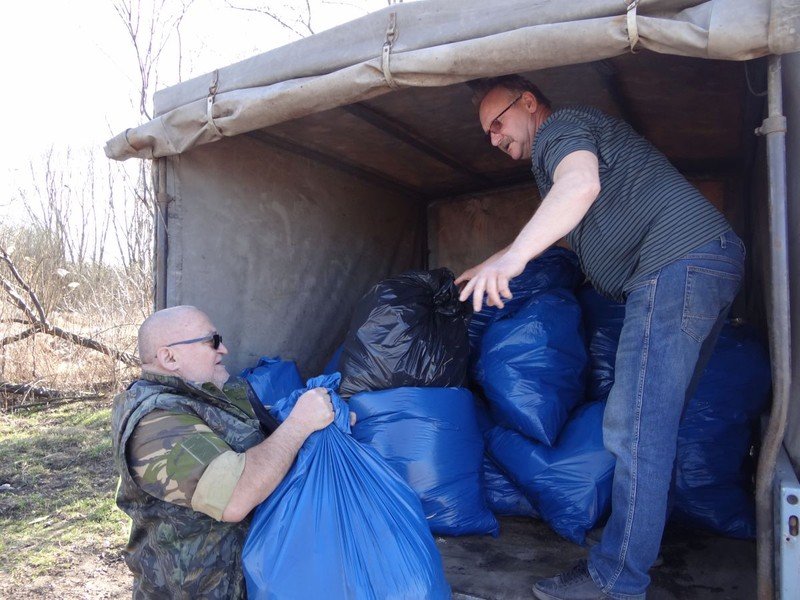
457 76 744 600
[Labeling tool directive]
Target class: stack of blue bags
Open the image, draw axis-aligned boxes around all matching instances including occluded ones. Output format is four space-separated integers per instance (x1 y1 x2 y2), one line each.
239 247 771 598
469 248 614 544
470 248 771 544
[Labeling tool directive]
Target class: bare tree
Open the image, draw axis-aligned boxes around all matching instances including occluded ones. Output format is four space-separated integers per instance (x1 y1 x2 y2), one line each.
226 0 317 37
19 148 115 271
111 0 197 294
113 0 196 121
225 0 398 39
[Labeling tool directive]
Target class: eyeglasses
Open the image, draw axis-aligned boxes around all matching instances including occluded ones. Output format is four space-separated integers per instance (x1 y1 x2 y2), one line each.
166 332 223 350
487 94 523 135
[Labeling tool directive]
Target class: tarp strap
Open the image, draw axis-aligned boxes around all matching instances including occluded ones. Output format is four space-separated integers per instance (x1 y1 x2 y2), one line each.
626 0 640 53
206 69 223 137
755 115 788 136
382 12 400 89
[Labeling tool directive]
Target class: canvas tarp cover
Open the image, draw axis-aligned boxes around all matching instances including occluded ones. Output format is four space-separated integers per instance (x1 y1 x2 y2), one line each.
105 0 800 161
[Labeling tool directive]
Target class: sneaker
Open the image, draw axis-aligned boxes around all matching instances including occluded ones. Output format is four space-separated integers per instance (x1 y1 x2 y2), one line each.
532 560 611 600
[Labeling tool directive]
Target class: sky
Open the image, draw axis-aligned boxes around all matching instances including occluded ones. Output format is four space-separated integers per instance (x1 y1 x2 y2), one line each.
1 0 395 222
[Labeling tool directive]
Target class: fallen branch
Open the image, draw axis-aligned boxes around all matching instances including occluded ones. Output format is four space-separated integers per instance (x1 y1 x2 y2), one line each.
0 245 140 367
10 395 106 413
0 325 42 347
45 323 138 366
0 382 66 399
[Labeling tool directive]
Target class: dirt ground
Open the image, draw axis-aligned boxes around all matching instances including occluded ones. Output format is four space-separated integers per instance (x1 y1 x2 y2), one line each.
0 551 131 599
0 400 133 599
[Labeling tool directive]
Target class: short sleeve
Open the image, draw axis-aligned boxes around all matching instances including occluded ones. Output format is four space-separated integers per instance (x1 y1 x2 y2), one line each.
126 409 235 511
534 116 598 183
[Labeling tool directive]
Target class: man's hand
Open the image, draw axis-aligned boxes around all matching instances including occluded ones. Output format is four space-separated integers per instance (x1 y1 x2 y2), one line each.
222 387 335 522
457 250 527 312
285 387 334 435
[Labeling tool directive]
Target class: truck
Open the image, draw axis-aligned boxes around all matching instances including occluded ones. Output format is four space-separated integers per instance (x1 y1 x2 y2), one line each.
105 1 800 597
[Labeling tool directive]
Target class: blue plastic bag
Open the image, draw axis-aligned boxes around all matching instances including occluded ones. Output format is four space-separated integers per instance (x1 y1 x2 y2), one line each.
578 298 772 538
468 247 583 352
475 288 587 446
576 285 625 403
239 356 304 406
350 387 499 536
672 323 771 538
474 399 538 518
482 455 538 518
485 402 614 544
243 374 450 600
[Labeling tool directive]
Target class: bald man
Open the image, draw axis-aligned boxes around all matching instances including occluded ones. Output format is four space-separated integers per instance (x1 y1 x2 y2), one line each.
111 306 334 599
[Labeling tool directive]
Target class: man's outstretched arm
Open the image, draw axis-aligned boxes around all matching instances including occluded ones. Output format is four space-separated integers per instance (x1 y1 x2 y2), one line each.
457 150 600 311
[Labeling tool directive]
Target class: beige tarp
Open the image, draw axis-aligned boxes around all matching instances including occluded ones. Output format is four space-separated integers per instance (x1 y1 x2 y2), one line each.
105 0 800 161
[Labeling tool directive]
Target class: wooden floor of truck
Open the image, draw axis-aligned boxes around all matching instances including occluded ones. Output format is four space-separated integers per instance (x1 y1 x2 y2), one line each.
437 517 755 599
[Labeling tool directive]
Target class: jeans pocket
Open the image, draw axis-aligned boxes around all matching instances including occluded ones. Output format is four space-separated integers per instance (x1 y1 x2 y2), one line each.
681 266 741 343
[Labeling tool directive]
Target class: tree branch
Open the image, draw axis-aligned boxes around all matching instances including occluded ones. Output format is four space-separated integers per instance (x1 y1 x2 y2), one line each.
0 247 139 367
0 326 41 347
225 1 312 38
0 381 65 399
9 396 106 413
0 275 40 325
0 246 47 323
43 323 139 367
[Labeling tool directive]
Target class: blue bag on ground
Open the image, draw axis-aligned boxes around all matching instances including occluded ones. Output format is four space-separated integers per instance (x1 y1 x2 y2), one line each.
475 399 538 518
475 288 587 445
239 356 304 405
671 323 771 538
243 374 450 600
350 387 499 536
576 285 625 403
482 455 538 518
468 247 583 352
338 268 472 398
485 402 614 544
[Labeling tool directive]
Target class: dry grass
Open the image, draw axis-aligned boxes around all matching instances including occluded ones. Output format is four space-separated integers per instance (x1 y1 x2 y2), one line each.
1 310 142 404
1 223 150 408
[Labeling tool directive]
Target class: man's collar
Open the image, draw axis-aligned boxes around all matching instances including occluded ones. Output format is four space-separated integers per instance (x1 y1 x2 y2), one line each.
136 372 227 401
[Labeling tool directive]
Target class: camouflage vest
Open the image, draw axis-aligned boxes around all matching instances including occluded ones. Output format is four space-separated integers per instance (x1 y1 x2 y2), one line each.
112 374 265 599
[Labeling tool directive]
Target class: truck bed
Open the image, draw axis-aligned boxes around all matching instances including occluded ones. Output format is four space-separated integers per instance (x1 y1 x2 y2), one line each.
437 517 755 599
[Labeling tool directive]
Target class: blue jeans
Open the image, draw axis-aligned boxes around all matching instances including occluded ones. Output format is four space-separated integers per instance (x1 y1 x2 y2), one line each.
587 230 745 599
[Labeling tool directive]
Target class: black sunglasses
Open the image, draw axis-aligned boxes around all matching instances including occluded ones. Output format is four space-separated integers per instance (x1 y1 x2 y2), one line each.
166 332 223 350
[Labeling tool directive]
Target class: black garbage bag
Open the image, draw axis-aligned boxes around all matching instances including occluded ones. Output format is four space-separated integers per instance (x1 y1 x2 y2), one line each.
338 268 472 398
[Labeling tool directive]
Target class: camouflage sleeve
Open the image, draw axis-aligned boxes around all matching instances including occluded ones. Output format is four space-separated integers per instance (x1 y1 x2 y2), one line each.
127 409 237 514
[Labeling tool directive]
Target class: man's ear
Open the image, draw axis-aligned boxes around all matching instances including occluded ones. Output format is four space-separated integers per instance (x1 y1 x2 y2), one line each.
521 90 539 115
155 346 181 373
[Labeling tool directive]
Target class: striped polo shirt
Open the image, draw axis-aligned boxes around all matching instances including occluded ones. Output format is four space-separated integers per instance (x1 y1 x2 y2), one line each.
531 106 730 301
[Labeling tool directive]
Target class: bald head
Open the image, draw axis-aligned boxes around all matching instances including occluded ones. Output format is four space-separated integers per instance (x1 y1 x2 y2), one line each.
137 305 230 388
138 305 208 364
